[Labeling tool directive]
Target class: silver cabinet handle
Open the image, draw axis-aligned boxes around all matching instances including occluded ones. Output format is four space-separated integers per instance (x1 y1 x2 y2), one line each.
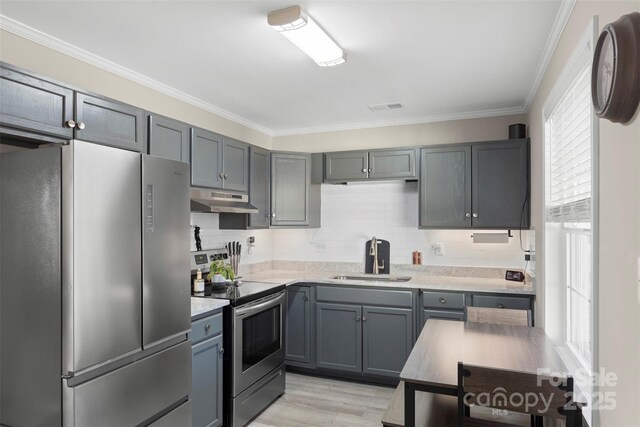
472 213 478 218
64 119 76 129
362 316 368 322
223 174 228 179
356 315 361 322
368 169 372 173
271 213 276 218
219 348 224 354
497 303 505 309
439 297 446 304
204 324 211 332
465 213 471 218
219 172 224 179
362 168 367 173
76 121 85 130
303 296 309 302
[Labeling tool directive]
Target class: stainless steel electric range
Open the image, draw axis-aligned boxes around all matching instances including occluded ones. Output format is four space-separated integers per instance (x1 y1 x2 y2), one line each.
191 249 286 427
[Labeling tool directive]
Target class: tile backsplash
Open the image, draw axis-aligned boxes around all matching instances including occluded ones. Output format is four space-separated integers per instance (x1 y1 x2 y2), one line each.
192 181 532 271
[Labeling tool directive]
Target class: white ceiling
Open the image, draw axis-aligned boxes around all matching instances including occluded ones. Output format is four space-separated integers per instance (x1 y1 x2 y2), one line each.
0 1 564 135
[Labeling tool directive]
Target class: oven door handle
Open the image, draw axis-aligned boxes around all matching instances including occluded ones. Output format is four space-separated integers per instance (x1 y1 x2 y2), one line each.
235 291 285 317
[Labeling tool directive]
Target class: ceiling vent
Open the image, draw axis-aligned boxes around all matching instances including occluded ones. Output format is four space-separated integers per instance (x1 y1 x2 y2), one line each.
368 102 405 112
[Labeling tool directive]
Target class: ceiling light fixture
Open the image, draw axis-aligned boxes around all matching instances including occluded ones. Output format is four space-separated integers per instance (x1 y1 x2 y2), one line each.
268 5 346 67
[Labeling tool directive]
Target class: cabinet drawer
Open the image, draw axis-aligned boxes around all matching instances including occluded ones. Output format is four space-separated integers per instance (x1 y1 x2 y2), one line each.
190 312 222 344
316 286 413 308
422 291 465 310
472 295 531 310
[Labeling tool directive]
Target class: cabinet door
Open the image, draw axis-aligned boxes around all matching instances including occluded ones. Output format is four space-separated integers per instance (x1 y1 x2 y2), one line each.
324 151 369 181
0 66 74 139
148 114 190 162
248 147 270 228
472 140 529 228
419 146 472 228
75 93 145 152
271 153 311 226
286 286 312 364
190 128 223 189
222 138 249 192
316 303 362 373
421 309 464 330
362 306 413 378
192 334 223 427
368 148 416 180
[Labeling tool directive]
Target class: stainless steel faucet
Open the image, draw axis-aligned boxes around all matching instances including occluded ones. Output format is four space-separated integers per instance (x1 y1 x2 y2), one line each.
369 236 384 274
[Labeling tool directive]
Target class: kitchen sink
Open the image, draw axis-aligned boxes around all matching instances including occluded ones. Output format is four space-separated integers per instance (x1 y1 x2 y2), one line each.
332 275 412 282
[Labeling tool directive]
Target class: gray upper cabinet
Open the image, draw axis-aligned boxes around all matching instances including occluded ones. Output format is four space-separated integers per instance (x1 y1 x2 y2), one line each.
316 302 362 373
249 146 270 228
325 151 369 181
324 148 416 182
286 286 312 365
0 65 74 140
148 114 190 162
419 145 471 228
368 148 416 180
190 129 250 193
419 139 530 229
190 128 223 189
362 306 413 378
271 152 311 226
472 139 529 229
222 138 249 193
75 92 145 152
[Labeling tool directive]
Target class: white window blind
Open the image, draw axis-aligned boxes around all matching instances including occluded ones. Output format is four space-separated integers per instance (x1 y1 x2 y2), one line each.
545 66 592 223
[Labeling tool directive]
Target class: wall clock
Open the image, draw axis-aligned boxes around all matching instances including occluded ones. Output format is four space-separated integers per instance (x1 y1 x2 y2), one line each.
591 12 640 124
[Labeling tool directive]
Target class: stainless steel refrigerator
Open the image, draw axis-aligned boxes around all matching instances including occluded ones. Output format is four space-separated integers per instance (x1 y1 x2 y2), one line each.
1 141 192 426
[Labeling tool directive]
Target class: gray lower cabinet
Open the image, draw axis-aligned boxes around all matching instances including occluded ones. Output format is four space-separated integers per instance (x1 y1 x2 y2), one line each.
316 302 362 373
362 306 413 377
286 286 313 364
0 64 74 140
420 290 465 330
419 139 530 229
324 148 416 182
271 153 311 226
148 114 190 162
191 312 223 427
75 92 145 152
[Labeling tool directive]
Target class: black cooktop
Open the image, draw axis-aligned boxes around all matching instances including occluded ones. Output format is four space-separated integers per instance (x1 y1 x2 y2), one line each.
192 280 285 306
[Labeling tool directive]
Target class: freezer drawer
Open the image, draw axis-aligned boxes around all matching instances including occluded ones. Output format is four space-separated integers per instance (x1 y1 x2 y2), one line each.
64 342 191 427
148 400 192 427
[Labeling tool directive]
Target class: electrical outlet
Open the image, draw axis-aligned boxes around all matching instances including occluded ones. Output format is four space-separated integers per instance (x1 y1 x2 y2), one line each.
248 236 255 245
432 242 444 256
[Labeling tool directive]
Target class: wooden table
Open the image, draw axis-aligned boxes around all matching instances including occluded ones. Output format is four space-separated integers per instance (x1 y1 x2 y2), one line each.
400 320 581 427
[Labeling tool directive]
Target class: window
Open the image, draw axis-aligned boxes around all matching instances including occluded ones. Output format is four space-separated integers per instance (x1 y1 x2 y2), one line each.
543 17 598 375
545 63 594 365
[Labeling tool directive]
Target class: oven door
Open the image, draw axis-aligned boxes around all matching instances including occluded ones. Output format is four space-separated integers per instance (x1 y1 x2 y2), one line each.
232 291 285 396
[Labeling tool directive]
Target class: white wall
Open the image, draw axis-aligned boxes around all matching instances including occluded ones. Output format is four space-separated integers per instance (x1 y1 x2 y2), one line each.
527 1 640 425
272 181 531 268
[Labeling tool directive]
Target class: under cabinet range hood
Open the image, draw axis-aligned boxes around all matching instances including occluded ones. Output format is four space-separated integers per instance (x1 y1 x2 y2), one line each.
190 188 259 214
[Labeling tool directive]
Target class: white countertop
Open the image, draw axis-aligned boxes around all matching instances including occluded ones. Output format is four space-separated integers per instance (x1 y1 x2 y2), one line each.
190 297 229 318
242 269 534 295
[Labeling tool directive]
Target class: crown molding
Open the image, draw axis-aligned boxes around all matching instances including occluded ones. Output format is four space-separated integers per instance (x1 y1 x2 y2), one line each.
523 0 576 111
0 14 274 137
270 106 527 137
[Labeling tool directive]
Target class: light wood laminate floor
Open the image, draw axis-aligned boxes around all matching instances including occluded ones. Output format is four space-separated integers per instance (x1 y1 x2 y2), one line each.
248 373 395 427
